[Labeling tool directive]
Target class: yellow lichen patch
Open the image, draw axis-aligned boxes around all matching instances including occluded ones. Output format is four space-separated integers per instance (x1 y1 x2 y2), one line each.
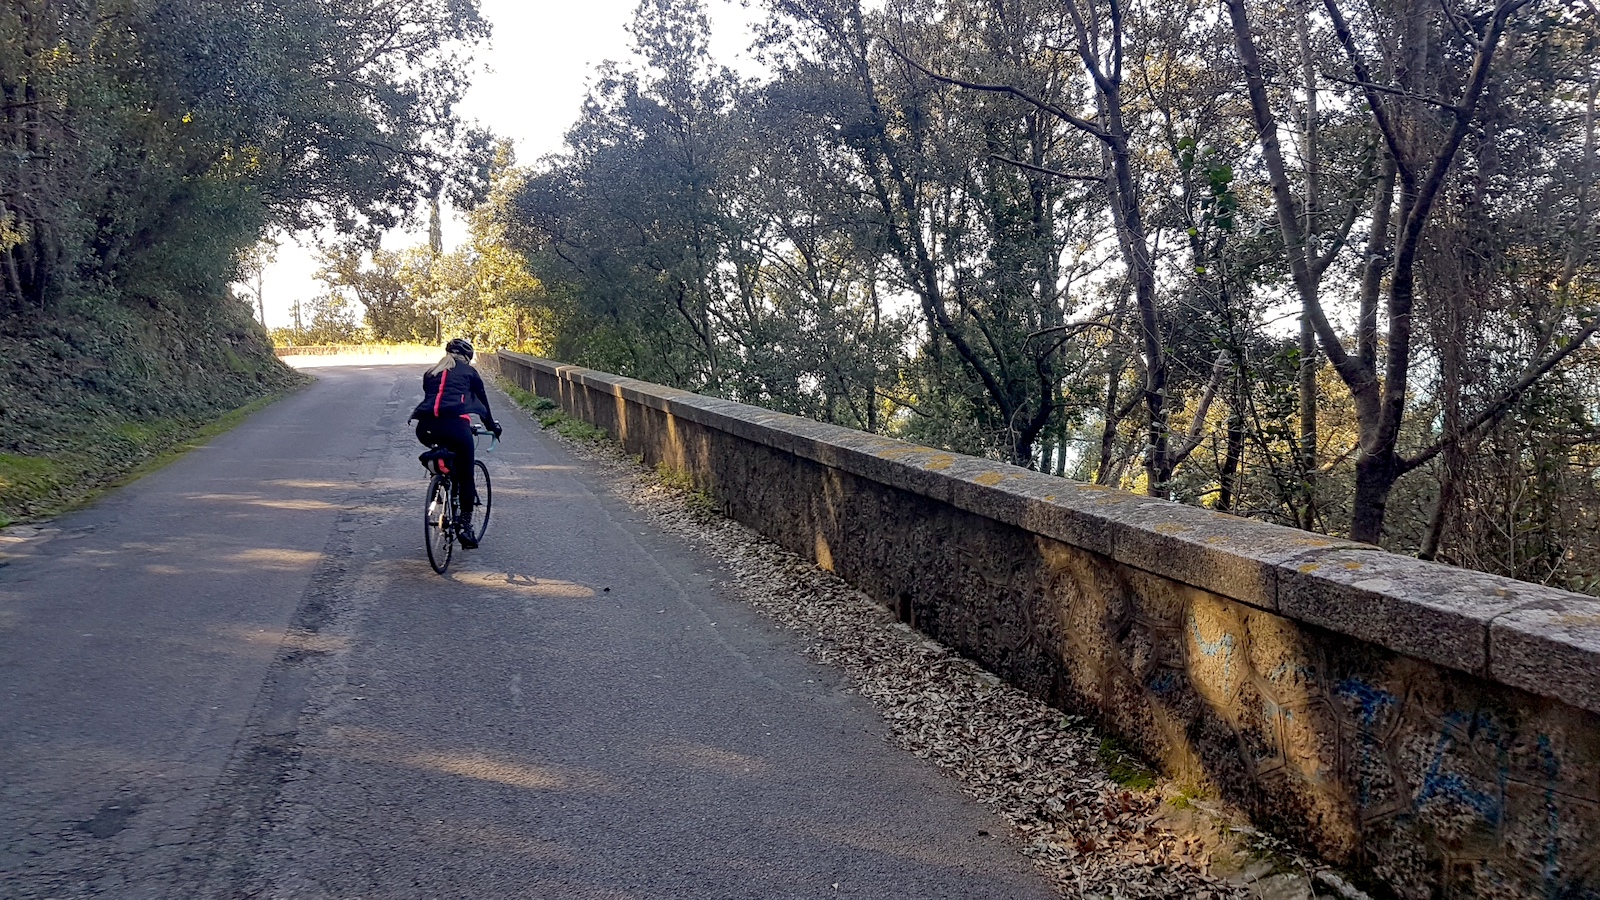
923 454 956 471
975 472 1005 486
1555 614 1600 627
1343 561 1364 570
815 533 835 571
1299 563 1322 573
1154 522 1190 535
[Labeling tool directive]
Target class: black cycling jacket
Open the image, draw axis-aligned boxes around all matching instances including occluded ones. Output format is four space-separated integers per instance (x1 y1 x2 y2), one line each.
411 361 496 426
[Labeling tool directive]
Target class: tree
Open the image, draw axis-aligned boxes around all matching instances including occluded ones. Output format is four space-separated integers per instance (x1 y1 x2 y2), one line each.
764 0 1109 466
486 0 1600 589
0 0 493 314
270 292 365 345
316 245 436 341
1227 0 1600 543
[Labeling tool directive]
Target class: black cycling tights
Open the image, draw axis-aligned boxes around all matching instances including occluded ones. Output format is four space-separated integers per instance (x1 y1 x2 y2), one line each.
416 416 477 513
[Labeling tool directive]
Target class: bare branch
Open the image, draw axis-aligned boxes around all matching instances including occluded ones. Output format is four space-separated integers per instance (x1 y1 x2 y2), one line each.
1402 318 1600 472
1025 320 1120 342
987 153 1104 183
1312 144 1379 277
1062 0 1119 100
1322 0 1412 184
1170 350 1232 467
1438 0 1481 48
1320 73 1464 112
878 37 1109 140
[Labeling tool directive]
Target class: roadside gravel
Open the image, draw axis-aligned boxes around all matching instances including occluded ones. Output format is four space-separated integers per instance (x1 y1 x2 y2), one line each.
531 421 1355 900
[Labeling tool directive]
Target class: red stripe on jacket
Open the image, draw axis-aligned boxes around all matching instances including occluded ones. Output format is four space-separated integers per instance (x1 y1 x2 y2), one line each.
433 369 448 416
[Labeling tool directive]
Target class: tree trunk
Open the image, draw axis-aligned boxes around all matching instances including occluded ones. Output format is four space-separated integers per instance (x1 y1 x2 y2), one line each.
1296 9 1320 526
1218 398 1245 513
1054 399 1068 476
1350 450 1401 544
1096 387 1121 485
866 278 881 434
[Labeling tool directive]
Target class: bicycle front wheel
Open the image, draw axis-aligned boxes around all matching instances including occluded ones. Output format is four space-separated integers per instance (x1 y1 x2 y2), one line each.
469 460 492 544
424 474 454 574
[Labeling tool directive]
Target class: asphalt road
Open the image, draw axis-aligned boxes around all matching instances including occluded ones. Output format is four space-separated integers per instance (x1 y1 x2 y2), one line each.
0 363 1058 899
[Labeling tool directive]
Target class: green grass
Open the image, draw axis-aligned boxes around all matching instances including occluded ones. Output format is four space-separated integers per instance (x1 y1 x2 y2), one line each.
0 388 300 528
1098 737 1158 791
112 421 165 444
113 392 290 486
655 462 718 516
0 455 64 526
655 462 696 492
551 416 609 442
493 375 716 515
495 377 608 443
1167 784 1209 810
499 381 542 409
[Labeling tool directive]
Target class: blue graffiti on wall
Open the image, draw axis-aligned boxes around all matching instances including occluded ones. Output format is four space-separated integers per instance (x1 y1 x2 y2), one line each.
1335 677 1396 728
1538 736 1561 897
1413 715 1571 896
1189 614 1237 689
1147 668 1179 696
1335 678 1397 806
1416 712 1504 827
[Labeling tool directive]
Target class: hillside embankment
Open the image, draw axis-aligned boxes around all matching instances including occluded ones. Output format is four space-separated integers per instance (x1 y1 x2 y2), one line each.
0 293 304 527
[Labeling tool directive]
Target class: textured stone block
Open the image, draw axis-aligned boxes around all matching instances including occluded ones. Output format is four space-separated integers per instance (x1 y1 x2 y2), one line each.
1107 499 1361 612
501 351 1600 897
1277 549 1535 675
1491 594 1600 716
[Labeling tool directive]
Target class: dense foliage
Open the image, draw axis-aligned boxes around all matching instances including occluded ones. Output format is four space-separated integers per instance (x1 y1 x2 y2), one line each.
495 0 1599 588
275 144 550 353
0 0 491 522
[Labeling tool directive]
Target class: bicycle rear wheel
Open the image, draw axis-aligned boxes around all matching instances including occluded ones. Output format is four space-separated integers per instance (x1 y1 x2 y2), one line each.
424 474 455 573
468 460 492 544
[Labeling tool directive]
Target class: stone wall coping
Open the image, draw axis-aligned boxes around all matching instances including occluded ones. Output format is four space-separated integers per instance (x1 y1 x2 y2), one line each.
498 352 1600 713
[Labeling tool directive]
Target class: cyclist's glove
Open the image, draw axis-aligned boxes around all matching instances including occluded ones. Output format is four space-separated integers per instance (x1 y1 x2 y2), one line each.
490 421 504 439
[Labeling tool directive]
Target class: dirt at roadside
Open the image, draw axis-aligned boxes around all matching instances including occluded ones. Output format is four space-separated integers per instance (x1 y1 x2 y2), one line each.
522 410 1374 900
0 298 301 526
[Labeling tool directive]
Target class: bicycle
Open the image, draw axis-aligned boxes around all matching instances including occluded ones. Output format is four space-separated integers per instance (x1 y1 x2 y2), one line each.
420 422 496 574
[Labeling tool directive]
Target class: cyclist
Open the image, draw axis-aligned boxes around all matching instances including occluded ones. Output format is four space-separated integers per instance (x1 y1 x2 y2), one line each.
411 338 502 548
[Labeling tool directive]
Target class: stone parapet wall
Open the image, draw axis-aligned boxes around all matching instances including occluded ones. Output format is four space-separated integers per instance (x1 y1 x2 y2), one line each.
493 351 1600 897
272 343 436 358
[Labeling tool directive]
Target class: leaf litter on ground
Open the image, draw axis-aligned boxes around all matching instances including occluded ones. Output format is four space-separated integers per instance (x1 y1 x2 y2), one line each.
531 415 1360 900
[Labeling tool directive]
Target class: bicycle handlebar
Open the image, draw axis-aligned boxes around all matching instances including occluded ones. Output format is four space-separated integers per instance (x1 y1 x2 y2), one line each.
471 423 499 452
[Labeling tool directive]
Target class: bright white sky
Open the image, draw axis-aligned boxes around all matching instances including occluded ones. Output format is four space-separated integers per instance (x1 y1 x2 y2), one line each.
254 0 760 331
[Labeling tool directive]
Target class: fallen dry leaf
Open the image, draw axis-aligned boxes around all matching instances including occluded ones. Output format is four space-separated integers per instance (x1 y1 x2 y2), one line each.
538 425 1352 900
